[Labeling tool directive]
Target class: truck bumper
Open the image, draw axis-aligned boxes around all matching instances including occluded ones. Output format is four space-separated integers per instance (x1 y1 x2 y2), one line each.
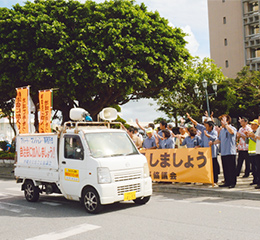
98 177 152 205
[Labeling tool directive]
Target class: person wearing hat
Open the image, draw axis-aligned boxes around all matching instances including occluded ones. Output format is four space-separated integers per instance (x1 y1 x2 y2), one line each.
245 119 259 186
142 128 157 149
135 118 155 138
187 113 220 184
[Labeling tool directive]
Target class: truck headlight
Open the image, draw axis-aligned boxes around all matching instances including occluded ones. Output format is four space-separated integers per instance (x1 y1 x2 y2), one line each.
143 162 150 178
97 167 111 184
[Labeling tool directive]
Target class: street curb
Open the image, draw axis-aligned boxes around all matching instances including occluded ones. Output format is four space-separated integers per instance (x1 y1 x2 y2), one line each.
152 184 260 200
0 159 15 166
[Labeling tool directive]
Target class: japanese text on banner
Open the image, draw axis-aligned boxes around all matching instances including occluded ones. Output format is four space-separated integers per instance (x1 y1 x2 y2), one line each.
39 90 52 133
140 147 214 184
17 135 58 169
15 87 29 134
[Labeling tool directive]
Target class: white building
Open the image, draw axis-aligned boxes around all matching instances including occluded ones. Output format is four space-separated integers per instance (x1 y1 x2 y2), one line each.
208 0 260 78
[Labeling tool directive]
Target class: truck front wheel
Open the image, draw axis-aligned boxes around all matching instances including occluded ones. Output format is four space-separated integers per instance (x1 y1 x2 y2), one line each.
82 187 103 214
24 180 40 202
133 196 150 205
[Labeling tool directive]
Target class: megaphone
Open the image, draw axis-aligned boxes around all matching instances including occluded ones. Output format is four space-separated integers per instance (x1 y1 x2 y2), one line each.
99 107 118 122
70 108 90 121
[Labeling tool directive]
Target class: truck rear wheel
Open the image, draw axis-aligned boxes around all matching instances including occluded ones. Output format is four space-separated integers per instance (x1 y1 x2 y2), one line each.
82 187 103 214
133 196 150 205
24 180 40 202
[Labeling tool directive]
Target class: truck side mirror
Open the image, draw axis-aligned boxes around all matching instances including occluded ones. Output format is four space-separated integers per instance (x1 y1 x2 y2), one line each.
74 147 84 160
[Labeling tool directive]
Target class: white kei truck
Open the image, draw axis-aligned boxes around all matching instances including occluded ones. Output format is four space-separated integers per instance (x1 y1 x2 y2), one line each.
14 108 152 213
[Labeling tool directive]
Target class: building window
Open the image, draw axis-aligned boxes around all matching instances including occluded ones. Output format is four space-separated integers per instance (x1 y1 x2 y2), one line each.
249 2 259 12
251 48 260 58
223 17 226 24
249 24 259 35
225 60 229 68
224 38 228 46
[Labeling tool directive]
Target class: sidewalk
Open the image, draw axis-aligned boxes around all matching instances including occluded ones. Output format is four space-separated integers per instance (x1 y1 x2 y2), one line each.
153 173 260 200
1 161 260 201
0 160 15 179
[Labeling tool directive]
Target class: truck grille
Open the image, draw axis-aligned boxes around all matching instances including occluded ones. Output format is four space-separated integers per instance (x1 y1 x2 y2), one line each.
117 183 141 196
114 171 142 182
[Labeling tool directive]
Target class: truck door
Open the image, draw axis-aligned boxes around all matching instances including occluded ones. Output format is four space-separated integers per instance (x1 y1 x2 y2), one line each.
60 134 87 199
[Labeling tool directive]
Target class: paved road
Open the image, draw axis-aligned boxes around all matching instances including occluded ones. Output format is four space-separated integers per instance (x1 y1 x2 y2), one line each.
1 179 260 240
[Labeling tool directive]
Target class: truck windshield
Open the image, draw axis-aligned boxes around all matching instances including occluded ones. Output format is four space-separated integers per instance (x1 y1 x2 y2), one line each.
85 132 139 158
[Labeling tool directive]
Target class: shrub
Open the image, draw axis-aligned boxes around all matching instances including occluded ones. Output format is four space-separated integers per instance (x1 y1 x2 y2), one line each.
0 151 15 159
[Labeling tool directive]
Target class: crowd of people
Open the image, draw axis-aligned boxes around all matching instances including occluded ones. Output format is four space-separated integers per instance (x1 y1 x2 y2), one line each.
126 113 260 189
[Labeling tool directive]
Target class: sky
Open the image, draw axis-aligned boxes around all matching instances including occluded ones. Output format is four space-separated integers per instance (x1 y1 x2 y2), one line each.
0 0 210 123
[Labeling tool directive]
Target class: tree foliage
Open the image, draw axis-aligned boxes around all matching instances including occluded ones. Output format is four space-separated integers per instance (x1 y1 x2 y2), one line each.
155 57 225 125
156 62 260 125
0 99 16 136
212 66 260 120
0 0 190 124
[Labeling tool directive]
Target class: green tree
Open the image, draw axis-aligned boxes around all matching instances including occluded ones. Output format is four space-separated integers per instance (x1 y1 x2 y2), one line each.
155 57 225 125
153 117 170 124
212 66 260 120
209 80 236 119
0 0 190 126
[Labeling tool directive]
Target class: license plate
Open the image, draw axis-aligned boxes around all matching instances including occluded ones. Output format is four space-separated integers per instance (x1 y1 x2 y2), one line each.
124 191 136 201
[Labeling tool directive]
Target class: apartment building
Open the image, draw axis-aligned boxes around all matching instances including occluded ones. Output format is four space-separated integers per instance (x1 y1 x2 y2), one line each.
208 0 260 78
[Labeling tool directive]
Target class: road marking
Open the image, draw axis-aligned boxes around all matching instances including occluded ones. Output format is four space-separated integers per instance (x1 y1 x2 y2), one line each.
0 191 20 195
0 192 21 200
0 204 21 213
169 198 260 211
41 201 61 206
6 187 22 192
0 202 36 213
196 201 260 210
26 223 101 240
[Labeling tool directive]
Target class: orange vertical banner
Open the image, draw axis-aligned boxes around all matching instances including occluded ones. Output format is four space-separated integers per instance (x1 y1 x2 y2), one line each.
15 87 29 134
39 90 52 133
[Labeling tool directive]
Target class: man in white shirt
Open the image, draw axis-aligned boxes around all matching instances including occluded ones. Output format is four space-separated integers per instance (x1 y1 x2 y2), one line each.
236 117 252 178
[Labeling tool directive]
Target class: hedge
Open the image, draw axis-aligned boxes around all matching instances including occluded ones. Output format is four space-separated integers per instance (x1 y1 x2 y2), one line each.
0 152 15 159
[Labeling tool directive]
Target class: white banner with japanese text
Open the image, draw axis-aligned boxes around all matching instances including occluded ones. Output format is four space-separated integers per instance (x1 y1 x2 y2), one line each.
16 134 58 170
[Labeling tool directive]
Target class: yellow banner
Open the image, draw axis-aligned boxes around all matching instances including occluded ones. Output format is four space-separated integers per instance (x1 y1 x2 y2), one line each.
39 90 52 133
140 147 214 184
15 88 29 134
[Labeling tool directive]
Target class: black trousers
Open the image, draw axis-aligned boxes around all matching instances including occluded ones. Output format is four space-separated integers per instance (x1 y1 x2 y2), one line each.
249 155 258 183
236 150 251 176
255 155 260 185
221 155 237 186
212 157 220 183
